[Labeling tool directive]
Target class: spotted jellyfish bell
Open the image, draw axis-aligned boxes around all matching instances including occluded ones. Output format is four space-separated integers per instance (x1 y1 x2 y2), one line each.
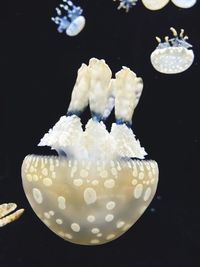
171 0 196 9
51 0 85 37
113 0 138 12
21 58 159 245
150 27 194 74
141 0 170 10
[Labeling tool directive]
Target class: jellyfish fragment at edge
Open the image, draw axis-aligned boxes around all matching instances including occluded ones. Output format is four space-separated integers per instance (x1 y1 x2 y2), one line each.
21 58 159 245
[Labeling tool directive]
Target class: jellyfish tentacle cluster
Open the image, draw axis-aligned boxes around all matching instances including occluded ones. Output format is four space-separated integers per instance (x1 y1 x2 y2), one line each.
113 0 138 12
51 0 85 36
150 27 194 74
0 203 24 227
22 58 159 245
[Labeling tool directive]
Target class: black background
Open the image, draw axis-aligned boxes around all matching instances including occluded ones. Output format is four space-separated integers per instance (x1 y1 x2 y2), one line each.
0 0 200 266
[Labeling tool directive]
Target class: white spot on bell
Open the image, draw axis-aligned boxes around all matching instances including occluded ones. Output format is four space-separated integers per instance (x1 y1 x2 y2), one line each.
84 188 97 205
71 223 80 232
32 188 43 204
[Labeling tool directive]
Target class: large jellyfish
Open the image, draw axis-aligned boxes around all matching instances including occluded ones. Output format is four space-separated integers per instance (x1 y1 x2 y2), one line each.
51 0 85 36
0 203 24 227
141 0 170 10
21 58 159 245
171 0 196 8
150 27 194 74
113 0 138 12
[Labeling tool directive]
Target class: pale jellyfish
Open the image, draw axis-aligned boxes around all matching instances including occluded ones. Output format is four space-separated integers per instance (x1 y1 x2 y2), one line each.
141 0 170 10
21 58 159 245
0 203 24 227
51 0 85 36
171 0 196 8
150 27 194 74
113 0 138 12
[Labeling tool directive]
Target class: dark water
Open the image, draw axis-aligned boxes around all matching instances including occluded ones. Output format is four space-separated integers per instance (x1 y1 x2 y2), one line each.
0 0 200 266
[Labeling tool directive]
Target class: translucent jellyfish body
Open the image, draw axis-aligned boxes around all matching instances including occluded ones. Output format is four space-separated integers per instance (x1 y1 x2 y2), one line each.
150 27 194 74
21 58 159 245
51 0 85 36
141 0 170 10
171 0 196 8
0 203 24 227
113 0 138 12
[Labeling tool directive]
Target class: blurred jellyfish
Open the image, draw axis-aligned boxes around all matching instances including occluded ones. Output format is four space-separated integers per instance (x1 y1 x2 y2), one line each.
141 0 170 10
51 0 85 36
0 203 24 227
21 58 159 245
171 0 196 8
150 27 194 74
113 0 138 12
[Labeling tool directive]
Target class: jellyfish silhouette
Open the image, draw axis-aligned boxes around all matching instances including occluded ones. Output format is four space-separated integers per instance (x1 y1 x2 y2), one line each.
21 58 159 245
150 27 194 74
113 0 138 12
141 0 170 10
51 0 85 36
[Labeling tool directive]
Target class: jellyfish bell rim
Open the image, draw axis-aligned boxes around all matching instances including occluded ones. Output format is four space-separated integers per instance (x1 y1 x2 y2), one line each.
141 0 170 10
171 0 196 9
66 15 86 36
150 47 194 74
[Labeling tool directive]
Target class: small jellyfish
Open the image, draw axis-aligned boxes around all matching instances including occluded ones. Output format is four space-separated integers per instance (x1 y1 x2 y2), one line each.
171 0 196 9
113 0 138 12
21 58 159 245
141 0 170 10
150 27 194 74
51 0 85 36
0 203 24 227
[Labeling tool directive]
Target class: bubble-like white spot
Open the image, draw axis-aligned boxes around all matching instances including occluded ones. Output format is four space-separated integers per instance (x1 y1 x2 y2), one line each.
65 233 73 239
44 212 50 219
32 188 43 204
56 219 63 225
97 233 102 237
49 210 55 216
132 179 137 185
42 168 48 176
106 234 115 240
90 239 100 244
139 172 144 180
43 178 53 187
58 196 66 210
106 201 116 210
105 214 114 222
104 179 115 189
73 179 83 187
87 215 96 223
92 180 99 186
71 223 80 232
133 184 143 199
91 228 100 234
116 221 125 229
80 169 88 178
33 174 39 181
143 187 152 201
84 188 97 205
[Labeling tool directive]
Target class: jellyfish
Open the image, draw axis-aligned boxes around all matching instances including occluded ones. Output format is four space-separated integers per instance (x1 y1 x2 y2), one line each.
141 0 170 10
51 0 85 36
150 27 194 74
21 58 159 245
171 0 196 9
0 203 24 227
113 0 138 12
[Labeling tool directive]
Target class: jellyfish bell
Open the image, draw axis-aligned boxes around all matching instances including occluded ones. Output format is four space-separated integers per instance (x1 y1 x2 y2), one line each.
141 0 170 10
171 0 196 9
51 0 85 36
150 27 194 74
21 58 159 245
66 15 85 36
